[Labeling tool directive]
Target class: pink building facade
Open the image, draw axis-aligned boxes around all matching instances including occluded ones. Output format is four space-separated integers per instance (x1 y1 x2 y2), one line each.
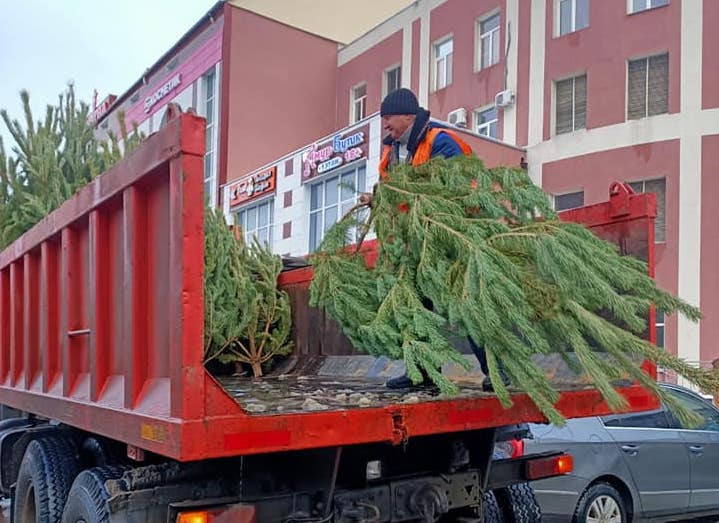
97 0 718 371
323 0 718 373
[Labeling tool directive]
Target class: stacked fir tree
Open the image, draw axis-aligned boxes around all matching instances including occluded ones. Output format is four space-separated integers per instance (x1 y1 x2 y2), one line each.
310 156 718 425
203 207 293 376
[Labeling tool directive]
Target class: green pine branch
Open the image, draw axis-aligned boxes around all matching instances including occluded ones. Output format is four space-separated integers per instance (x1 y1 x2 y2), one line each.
310 156 718 425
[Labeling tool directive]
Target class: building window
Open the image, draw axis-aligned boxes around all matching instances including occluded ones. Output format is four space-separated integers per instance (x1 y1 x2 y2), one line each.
555 74 587 134
236 198 274 247
627 178 666 242
203 68 217 205
553 190 584 211
475 107 498 138
627 54 668 120
433 38 453 90
478 13 500 69
384 65 401 97
309 165 366 253
351 83 367 124
557 0 589 36
630 0 668 14
655 309 665 348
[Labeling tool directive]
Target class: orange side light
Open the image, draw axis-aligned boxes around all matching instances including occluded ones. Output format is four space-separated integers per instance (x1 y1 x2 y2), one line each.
526 453 574 480
556 454 574 475
177 512 209 523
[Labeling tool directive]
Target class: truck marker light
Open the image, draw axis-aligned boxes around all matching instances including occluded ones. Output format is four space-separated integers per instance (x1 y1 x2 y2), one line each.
177 511 209 523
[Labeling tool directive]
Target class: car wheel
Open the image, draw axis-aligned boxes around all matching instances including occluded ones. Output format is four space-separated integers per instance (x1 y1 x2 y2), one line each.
573 483 628 523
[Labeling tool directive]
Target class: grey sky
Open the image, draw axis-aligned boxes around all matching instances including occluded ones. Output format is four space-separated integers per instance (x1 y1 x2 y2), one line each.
0 0 215 149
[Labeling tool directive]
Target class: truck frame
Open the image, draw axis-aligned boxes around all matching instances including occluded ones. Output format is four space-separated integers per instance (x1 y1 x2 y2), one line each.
0 111 659 522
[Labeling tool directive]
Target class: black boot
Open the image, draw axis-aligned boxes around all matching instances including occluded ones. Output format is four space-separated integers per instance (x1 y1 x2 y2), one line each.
468 337 510 391
386 369 431 389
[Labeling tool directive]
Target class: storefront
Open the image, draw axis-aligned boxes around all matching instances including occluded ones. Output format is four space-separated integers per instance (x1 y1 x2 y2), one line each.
223 117 380 257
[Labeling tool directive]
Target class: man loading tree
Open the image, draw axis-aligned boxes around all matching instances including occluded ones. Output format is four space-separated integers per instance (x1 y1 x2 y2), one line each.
362 87 504 391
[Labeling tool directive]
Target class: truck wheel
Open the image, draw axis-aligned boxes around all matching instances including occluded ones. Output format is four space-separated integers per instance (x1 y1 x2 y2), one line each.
13 436 80 523
494 483 541 523
482 490 504 523
61 466 127 523
573 483 627 523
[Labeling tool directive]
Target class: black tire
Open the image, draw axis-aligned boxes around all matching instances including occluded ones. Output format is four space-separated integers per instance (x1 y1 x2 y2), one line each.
13 436 80 523
573 482 628 523
61 466 127 523
495 483 541 523
483 489 505 523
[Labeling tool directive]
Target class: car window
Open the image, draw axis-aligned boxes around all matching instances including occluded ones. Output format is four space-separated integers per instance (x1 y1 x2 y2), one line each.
602 408 670 429
664 388 719 431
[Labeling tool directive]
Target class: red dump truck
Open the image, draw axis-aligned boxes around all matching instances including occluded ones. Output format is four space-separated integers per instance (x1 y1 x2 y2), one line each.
0 112 660 522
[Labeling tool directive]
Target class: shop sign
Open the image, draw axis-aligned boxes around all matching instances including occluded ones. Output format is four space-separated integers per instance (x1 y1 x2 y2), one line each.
144 73 182 113
229 166 277 207
88 94 117 126
302 125 368 181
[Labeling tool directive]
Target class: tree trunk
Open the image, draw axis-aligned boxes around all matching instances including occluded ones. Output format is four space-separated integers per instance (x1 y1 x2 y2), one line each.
251 361 263 377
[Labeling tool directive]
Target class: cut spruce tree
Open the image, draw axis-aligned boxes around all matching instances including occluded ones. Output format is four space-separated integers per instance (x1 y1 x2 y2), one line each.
309 156 718 426
203 207 293 377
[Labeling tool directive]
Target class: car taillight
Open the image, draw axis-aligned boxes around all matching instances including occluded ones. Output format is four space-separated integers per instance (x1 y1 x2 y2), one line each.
525 454 573 480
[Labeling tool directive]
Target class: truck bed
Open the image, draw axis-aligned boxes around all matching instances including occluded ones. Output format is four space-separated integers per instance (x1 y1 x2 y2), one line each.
0 113 660 463
217 354 631 416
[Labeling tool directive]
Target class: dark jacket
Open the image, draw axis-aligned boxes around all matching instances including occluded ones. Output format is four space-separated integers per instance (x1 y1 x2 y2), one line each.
382 109 466 168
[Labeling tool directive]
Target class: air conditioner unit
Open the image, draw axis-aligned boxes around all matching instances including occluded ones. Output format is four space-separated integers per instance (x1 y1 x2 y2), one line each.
447 108 468 128
495 89 515 108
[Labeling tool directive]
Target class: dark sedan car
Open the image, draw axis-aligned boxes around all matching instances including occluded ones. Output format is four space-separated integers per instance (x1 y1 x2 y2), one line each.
525 383 719 523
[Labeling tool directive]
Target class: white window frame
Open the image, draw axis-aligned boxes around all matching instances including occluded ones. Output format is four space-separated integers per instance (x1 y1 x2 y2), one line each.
350 83 367 124
203 66 219 207
476 12 501 71
626 53 669 120
628 0 669 14
235 197 275 249
474 105 499 139
433 36 453 91
308 165 367 253
553 73 587 135
555 0 589 36
552 190 585 211
655 309 665 348
383 64 402 98
627 178 666 242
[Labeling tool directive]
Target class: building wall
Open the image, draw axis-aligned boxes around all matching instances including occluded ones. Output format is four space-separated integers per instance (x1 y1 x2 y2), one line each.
700 134 719 365
515 0 531 146
223 7 338 182
336 31 403 128
96 16 223 140
542 0 681 141
427 0 506 133
703 0 719 109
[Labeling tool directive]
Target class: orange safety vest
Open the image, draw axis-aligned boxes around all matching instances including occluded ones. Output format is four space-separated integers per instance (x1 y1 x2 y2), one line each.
379 127 473 179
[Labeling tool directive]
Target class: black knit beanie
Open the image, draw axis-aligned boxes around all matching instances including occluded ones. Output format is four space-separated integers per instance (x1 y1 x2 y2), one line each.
380 88 419 116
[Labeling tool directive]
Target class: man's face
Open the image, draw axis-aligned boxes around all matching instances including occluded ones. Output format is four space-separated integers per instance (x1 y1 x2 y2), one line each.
382 114 415 141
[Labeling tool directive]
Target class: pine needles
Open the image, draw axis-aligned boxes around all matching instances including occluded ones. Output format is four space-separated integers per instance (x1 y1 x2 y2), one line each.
204 207 293 376
310 156 718 426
